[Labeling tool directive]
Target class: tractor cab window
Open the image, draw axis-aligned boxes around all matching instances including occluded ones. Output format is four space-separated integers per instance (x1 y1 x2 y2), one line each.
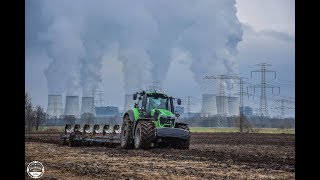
150 98 166 109
138 98 142 108
146 95 168 112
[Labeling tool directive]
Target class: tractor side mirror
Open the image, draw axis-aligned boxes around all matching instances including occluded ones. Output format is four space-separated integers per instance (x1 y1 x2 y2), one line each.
133 93 137 100
177 99 181 105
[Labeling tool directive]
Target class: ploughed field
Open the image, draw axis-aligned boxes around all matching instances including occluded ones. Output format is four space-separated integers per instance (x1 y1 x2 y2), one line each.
25 132 294 179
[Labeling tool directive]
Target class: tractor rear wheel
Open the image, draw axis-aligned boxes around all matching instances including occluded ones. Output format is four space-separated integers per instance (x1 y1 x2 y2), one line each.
175 124 190 149
120 115 134 149
134 121 155 149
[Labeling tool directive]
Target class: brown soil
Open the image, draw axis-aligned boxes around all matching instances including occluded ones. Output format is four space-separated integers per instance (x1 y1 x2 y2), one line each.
25 132 294 179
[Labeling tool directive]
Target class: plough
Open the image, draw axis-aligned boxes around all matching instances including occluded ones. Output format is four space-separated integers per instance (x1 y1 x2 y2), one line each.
61 124 121 147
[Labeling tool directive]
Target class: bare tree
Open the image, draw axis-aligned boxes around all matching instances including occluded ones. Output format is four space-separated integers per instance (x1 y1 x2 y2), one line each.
35 105 46 131
25 93 35 131
235 114 253 133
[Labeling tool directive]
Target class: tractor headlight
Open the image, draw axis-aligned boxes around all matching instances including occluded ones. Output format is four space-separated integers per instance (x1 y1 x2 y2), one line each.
166 117 175 125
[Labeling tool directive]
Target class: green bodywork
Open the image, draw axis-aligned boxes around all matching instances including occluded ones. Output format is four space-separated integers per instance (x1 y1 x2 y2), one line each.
132 108 140 120
129 92 177 128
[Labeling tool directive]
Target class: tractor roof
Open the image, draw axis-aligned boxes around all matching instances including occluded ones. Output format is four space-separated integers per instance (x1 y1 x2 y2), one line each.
145 91 168 97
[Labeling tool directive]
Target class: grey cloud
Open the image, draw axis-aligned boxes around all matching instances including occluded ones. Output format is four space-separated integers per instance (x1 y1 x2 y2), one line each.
242 23 294 43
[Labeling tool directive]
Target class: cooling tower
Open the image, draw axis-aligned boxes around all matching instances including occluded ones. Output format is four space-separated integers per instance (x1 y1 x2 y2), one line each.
124 94 135 112
228 97 239 116
81 97 96 116
216 95 228 116
201 94 217 117
47 95 63 117
64 96 80 118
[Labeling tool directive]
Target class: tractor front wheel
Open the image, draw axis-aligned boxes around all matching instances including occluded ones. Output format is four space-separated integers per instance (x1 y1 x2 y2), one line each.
134 121 155 149
175 124 190 149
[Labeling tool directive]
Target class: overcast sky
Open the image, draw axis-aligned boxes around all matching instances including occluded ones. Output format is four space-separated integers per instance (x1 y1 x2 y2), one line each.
25 0 295 117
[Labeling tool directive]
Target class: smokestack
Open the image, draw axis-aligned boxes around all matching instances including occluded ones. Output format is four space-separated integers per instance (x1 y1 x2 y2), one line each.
64 96 80 118
47 95 63 117
201 94 217 117
124 94 135 112
216 96 228 116
227 96 239 116
81 97 96 116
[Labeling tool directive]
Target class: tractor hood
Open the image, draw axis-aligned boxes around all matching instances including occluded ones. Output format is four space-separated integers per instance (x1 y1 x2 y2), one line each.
151 108 174 117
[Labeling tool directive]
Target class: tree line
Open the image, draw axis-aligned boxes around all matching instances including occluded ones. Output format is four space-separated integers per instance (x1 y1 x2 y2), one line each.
25 93 46 131
180 114 295 132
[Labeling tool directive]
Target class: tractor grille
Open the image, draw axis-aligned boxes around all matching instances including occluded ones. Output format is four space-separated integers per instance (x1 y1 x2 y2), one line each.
160 117 175 126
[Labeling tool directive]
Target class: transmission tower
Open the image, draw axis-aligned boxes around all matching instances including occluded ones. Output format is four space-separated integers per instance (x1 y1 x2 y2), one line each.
271 99 295 118
250 63 280 117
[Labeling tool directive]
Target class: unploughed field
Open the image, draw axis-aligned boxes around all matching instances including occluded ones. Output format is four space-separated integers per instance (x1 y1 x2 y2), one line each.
25 132 294 179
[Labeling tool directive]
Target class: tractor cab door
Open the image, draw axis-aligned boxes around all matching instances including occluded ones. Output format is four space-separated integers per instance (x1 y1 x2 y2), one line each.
141 94 152 117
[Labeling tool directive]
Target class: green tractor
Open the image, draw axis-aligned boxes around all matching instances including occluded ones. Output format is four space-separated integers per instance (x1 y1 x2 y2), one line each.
120 90 190 149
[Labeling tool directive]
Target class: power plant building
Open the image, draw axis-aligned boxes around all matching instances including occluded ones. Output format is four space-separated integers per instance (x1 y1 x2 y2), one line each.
240 106 253 116
47 95 63 118
201 94 217 117
81 97 96 116
216 95 228 116
175 106 185 115
95 106 119 117
64 95 80 118
124 94 136 113
227 96 239 116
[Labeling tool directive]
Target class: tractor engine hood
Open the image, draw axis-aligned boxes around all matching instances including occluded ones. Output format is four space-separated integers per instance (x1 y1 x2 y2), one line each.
153 108 174 117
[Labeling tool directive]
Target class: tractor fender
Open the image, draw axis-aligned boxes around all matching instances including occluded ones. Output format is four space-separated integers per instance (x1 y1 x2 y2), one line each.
124 109 135 123
124 110 153 137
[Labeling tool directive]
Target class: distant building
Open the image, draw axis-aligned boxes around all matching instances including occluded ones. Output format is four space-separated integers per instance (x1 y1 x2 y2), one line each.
95 106 119 117
240 106 253 116
175 106 185 114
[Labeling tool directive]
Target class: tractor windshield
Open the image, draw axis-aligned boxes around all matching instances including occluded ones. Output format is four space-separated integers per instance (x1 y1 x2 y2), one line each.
146 94 169 112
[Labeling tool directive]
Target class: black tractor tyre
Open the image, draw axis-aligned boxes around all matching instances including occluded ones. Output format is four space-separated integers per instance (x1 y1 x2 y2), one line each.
175 124 190 150
120 115 134 149
134 121 155 150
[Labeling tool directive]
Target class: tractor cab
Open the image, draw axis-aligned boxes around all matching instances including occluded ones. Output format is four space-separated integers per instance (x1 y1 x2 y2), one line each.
120 90 189 150
133 91 181 119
